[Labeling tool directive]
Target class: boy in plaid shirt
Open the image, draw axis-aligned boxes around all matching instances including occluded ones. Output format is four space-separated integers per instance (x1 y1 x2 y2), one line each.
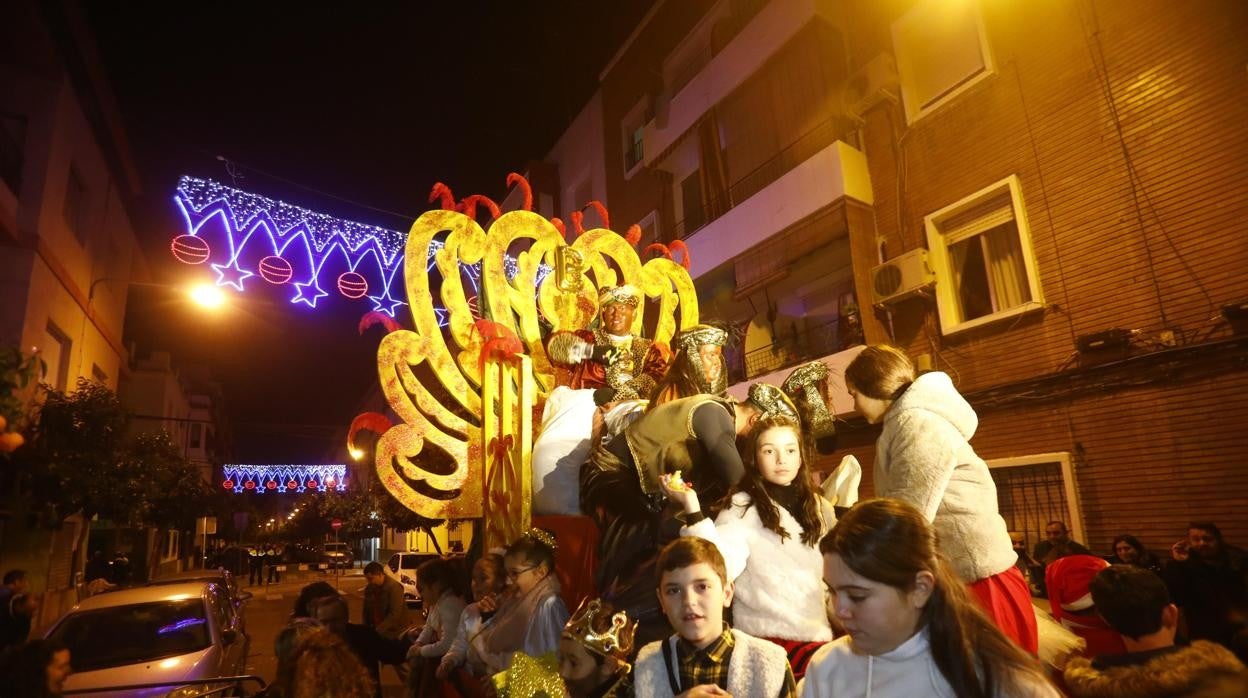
632 538 796 697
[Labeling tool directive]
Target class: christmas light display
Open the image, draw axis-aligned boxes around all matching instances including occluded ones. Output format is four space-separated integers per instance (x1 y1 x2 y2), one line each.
222 464 348 493
172 177 550 319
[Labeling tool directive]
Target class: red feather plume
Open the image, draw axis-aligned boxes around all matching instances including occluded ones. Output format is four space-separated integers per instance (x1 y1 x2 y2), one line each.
506 172 533 212
348 412 392 452
570 210 585 237
462 194 502 221
668 240 692 269
644 243 671 260
586 200 610 230
429 182 458 211
624 224 642 247
551 217 567 237
358 311 401 335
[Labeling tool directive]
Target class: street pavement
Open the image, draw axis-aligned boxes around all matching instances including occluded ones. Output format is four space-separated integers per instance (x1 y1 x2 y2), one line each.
238 569 410 697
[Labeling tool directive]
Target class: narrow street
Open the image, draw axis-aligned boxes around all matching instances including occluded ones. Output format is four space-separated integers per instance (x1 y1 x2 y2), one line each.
239 570 410 697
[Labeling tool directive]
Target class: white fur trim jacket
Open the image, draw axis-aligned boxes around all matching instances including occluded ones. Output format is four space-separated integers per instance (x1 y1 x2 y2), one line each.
633 629 791 698
683 492 834 641
875 371 1016 582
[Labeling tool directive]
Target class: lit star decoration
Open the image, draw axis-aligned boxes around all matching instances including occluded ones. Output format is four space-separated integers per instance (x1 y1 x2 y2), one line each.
222 464 348 494
172 176 550 321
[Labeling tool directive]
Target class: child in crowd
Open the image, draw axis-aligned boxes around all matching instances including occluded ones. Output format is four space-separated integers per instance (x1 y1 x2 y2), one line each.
660 412 835 678
633 537 796 698
803 499 1058 698
468 529 569 674
437 553 506 691
557 598 637 698
406 557 467 694
844 345 1038 654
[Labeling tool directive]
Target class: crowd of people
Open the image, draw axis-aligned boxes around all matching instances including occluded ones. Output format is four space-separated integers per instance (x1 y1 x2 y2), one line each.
1 334 1245 697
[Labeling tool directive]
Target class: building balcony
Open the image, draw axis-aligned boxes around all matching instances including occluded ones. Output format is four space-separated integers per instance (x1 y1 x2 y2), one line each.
681 139 872 279
643 0 831 166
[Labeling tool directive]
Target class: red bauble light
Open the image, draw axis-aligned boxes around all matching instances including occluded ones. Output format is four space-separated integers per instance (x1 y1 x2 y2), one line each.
244 480 256 490
222 479 234 490
287 480 298 490
171 235 211 265
306 480 317 489
266 480 277 490
337 271 368 299
259 255 294 284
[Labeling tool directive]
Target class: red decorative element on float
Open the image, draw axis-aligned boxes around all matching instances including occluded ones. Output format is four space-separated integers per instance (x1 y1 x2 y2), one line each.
461 194 501 221
259 255 294 284
668 240 692 269
624 224 642 246
171 235 211 265
244 480 256 490
266 480 277 490
586 200 610 230
337 271 368 299
287 480 298 490
223 479 234 490
506 172 533 211
306 480 317 489
429 182 459 211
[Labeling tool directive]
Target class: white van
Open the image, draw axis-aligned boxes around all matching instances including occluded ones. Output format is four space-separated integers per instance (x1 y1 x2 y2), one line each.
384 552 440 606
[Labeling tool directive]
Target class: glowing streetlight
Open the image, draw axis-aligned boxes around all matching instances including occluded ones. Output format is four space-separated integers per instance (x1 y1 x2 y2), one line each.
189 283 227 309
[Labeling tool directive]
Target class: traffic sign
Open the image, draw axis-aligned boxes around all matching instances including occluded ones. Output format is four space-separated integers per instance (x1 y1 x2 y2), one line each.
331 518 342 530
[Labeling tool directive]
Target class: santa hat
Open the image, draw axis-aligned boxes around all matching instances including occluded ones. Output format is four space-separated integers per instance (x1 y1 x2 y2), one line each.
1046 554 1109 616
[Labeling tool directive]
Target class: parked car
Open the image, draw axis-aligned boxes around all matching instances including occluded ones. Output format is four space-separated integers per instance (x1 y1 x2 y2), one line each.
147 568 252 631
46 580 250 697
322 542 354 568
384 552 451 607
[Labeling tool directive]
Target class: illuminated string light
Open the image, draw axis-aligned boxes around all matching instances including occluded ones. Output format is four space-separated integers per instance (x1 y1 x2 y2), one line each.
172 176 551 320
222 464 348 494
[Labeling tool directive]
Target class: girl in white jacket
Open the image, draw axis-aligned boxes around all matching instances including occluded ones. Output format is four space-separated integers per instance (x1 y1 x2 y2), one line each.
844 345 1037 654
660 412 835 678
802 498 1058 698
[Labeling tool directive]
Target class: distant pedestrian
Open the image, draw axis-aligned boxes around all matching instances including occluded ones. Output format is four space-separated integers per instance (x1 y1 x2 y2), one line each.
0 569 37 649
249 546 264 586
267 545 282 584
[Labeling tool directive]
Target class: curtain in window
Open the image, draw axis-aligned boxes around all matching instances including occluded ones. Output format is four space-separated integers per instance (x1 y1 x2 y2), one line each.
983 223 1030 311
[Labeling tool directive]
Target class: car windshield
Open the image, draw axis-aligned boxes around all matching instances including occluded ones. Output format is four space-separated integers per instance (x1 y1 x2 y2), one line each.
48 599 210 671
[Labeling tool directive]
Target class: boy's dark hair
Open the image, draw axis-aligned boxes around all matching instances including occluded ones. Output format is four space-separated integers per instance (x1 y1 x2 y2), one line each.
416 557 464 597
363 561 384 576
1088 564 1171 640
656 537 726 585
293 581 338 618
2 569 25 586
1189 521 1222 541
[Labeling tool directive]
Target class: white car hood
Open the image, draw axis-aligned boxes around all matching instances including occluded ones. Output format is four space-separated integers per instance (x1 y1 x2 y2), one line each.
61 645 218 698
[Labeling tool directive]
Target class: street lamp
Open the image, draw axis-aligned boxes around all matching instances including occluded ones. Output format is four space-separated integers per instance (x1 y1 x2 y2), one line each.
88 277 231 311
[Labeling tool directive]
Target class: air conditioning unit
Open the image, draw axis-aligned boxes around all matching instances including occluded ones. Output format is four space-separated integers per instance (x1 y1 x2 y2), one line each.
842 53 900 117
870 249 935 306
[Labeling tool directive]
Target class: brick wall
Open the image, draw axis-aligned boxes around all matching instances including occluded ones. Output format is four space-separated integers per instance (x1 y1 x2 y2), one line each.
822 0 1248 556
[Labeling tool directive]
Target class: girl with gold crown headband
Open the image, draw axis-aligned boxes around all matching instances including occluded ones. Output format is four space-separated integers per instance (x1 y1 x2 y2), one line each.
468 529 569 677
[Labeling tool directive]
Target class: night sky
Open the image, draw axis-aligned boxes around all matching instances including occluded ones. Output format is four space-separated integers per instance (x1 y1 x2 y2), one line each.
87 2 655 461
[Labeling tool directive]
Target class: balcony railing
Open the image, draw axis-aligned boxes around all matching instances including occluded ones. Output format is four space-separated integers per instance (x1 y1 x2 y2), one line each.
672 116 851 240
0 112 25 194
727 320 842 383
624 137 645 172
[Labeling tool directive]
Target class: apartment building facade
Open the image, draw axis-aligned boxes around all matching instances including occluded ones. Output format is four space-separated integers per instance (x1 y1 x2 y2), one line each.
531 0 1247 555
1 0 147 627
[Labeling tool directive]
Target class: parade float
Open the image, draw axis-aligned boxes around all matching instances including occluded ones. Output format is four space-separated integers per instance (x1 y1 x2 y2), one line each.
170 173 703 570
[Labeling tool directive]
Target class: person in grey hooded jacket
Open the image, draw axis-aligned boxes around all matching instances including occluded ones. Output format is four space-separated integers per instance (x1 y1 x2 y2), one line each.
844 345 1038 654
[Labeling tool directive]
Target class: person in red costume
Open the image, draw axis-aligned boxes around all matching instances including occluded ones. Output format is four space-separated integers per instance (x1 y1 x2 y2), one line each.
546 284 670 404
533 285 670 516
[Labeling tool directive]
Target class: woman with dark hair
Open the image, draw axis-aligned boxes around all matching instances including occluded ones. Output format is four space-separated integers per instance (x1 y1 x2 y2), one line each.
844 345 1038 654
1107 534 1164 573
661 412 835 678
803 499 1058 697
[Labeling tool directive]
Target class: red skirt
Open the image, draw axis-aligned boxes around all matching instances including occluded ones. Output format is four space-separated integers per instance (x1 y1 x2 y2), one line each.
967 566 1039 655
761 637 826 680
